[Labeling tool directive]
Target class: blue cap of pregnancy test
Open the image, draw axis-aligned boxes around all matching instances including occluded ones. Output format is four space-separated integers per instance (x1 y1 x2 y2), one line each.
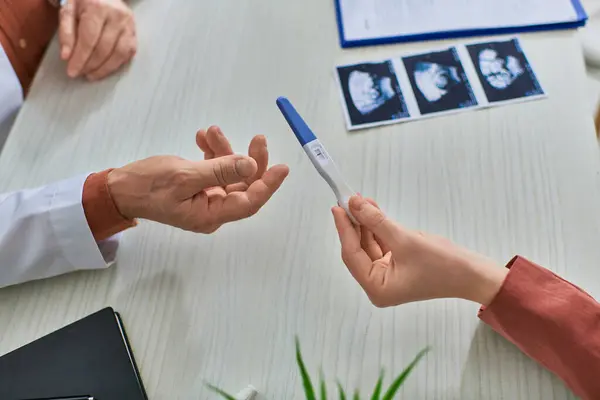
276 97 317 146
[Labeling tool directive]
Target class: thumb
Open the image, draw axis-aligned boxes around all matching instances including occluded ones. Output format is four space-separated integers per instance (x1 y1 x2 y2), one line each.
349 196 402 247
194 155 258 188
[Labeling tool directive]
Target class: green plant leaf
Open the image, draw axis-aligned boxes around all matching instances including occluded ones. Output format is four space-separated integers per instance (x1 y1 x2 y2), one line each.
352 389 360 400
205 383 237 400
370 369 384 400
296 337 317 400
381 347 430 400
337 380 347 400
320 369 328 400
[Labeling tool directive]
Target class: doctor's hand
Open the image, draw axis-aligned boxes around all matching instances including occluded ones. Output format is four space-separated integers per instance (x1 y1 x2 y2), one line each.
59 0 137 81
107 126 289 233
332 196 508 307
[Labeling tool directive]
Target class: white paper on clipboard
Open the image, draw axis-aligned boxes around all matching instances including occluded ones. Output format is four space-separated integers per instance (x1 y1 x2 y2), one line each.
339 0 581 42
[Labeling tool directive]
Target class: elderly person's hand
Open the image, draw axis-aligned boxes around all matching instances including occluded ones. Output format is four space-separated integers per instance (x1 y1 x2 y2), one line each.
59 0 137 81
332 196 508 307
108 126 289 233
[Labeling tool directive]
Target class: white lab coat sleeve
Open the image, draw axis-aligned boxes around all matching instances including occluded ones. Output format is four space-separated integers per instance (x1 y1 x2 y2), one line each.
0 174 119 288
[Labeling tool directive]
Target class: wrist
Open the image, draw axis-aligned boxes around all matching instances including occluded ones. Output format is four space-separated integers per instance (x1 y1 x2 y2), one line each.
83 170 137 241
460 256 509 306
107 168 140 220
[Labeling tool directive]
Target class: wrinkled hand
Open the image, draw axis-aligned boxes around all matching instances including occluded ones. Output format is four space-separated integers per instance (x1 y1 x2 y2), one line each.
108 126 289 233
332 196 508 307
59 0 137 81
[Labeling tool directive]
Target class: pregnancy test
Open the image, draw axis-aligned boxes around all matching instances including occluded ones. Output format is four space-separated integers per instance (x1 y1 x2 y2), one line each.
276 97 358 224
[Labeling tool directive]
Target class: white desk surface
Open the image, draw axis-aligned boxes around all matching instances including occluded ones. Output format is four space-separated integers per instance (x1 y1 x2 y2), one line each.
0 1 599 398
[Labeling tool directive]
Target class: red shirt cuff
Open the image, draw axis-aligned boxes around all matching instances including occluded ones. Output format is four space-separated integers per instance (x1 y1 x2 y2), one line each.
478 256 600 399
82 169 137 242
479 256 593 323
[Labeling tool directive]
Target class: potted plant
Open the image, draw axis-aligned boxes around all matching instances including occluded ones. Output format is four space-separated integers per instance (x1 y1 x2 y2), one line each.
208 338 429 399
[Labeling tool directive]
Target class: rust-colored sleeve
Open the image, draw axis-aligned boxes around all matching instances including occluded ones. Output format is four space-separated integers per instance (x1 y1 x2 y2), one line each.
0 0 59 93
479 256 600 399
82 169 137 242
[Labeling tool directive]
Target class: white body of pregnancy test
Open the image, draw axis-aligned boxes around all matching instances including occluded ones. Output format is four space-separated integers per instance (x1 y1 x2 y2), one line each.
276 97 358 224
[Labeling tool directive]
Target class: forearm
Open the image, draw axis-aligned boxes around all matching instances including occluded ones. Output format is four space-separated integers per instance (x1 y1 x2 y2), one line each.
0 172 134 288
0 176 106 287
477 256 600 399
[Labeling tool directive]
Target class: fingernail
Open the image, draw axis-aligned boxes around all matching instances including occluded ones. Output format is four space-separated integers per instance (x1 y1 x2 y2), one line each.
235 159 255 177
67 68 77 78
350 196 366 211
61 46 70 59
216 128 224 136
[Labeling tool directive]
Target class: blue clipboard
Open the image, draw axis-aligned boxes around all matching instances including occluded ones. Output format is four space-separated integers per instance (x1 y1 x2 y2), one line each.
334 0 588 49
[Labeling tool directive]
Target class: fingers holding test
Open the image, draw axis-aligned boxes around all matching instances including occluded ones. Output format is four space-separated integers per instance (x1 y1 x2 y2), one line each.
349 196 402 250
364 198 391 255
332 206 374 286
361 226 383 261
59 0 77 60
